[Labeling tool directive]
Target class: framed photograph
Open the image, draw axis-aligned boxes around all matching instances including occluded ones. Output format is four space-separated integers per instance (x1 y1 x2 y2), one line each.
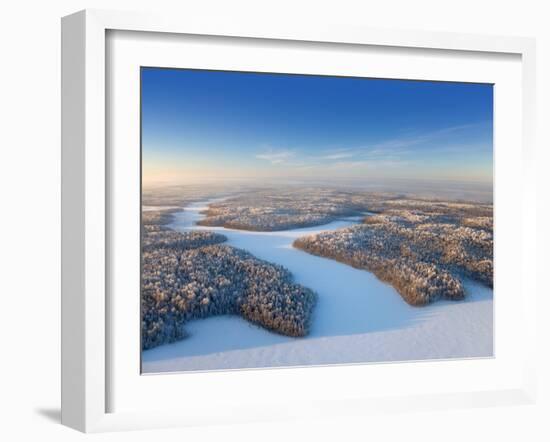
61 9 538 432
139 67 496 374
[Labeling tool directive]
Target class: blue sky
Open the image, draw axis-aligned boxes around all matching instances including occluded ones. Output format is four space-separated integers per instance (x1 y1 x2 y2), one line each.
141 67 493 186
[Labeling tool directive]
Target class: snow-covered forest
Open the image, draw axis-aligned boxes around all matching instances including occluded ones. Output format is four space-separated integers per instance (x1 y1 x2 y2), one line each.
141 212 316 350
196 188 369 231
294 198 493 306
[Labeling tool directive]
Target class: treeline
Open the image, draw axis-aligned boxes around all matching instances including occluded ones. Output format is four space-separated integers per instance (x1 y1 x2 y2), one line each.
197 210 336 232
196 188 366 232
195 189 493 234
294 207 493 306
142 225 226 252
141 223 316 350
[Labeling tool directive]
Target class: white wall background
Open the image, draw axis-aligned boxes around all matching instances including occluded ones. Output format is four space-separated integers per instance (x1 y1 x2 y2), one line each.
0 1 547 441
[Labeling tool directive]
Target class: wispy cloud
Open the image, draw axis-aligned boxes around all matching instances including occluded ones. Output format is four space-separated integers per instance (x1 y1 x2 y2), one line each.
255 149 295 164
330 159 410 169
358 123 485 155
317 151 356 160
331 160 371 169
254 122 488 170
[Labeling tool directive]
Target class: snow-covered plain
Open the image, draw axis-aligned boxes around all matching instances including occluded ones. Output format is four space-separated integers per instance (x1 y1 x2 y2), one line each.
141 199 493 373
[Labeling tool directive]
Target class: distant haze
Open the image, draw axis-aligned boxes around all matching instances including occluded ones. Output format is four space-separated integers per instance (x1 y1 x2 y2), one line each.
142 68 493 197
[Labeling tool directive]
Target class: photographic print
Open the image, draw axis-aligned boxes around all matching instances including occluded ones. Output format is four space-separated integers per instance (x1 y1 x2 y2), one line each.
140 68 493 374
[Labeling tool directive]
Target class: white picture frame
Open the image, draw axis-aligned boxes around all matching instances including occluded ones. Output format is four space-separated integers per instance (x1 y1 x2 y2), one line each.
61 9 538 433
